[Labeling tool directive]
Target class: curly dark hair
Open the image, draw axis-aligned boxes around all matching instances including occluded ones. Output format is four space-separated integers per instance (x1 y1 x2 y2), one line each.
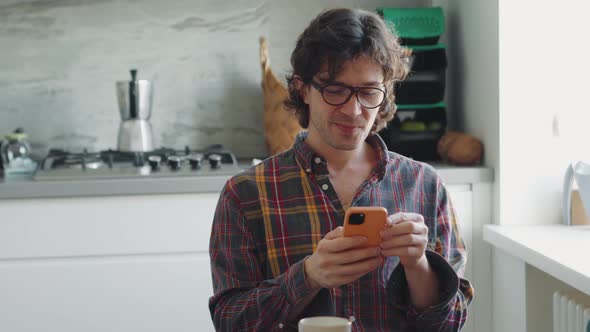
284 8 410 133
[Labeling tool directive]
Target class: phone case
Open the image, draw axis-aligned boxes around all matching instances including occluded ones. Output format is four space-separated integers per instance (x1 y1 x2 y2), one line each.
343 206 388 247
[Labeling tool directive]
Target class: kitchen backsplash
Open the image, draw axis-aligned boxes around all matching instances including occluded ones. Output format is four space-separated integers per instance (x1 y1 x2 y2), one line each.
0 0 427 158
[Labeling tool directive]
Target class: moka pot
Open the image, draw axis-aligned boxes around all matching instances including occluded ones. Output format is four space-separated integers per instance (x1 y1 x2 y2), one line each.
116 69 154 152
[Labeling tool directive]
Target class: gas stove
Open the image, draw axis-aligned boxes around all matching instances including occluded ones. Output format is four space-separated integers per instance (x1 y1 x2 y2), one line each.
34 144 242 181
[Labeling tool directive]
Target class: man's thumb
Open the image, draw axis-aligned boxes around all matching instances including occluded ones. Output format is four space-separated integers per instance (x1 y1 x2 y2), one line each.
325 226 343 240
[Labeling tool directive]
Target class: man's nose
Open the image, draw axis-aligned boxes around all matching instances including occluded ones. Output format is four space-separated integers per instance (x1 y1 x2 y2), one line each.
339 93 363 116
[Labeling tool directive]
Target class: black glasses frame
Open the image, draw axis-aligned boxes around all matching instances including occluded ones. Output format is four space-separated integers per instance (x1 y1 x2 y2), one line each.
309 80 387 109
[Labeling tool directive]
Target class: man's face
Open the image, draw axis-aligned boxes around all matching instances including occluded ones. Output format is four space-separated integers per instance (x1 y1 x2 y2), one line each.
303 55 385 151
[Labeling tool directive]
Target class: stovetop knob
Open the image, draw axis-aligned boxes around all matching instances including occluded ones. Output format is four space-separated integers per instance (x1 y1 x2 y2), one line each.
208 153 222 169
148 155 162 171
168 156 182 171
188 153 203 169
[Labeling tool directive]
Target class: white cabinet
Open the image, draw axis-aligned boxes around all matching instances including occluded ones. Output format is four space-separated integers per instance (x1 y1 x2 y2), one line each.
448 184 474 279
0 194 219 332
0 255 213 332
447 184 475 332
447 183 493 332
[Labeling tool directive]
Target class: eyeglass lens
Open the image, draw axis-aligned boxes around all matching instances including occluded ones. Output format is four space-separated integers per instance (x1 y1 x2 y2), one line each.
322 85 385 108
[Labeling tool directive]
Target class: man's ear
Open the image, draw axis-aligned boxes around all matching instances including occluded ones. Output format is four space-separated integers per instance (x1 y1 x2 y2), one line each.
293 75 310 105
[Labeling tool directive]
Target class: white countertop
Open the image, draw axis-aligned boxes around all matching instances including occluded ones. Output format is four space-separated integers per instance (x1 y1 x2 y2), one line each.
483 224 590 296
0 163 493 199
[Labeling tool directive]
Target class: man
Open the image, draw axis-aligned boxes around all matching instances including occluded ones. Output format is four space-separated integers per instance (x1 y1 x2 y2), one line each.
209 8 473 332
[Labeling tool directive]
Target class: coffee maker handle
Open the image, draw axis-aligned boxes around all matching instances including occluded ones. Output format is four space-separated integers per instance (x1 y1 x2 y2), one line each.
563 162 575 226
129 69 138 118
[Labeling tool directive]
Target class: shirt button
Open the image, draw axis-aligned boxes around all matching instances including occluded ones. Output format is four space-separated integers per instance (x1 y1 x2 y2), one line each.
314 157 322 164
321 184 329 190
349 316 356 322
278 322 284 329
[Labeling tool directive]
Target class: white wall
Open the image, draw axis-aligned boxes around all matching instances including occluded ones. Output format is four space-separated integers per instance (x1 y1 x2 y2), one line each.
493 249 527 332
498 0 590 226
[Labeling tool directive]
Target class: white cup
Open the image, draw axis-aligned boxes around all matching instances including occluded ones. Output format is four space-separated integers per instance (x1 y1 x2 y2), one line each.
298 316 352 332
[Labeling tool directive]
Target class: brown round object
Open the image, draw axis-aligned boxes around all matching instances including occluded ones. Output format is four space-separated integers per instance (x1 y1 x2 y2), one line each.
437 131 483 165
436 131 461 160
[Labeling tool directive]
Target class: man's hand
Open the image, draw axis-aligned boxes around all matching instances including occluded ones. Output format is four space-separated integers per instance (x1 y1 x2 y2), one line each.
304 226 383 290
379 212 429 269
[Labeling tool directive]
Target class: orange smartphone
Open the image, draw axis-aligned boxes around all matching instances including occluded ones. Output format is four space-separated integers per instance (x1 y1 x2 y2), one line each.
343 206 388 247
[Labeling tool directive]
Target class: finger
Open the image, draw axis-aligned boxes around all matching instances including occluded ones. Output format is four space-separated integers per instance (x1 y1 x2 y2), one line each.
382 221 428 238
329 246 381 264
325 226 344 240
323 236 368 253
334 255 384 276
380 233 427 249
387 212 424 225
313 255 383 288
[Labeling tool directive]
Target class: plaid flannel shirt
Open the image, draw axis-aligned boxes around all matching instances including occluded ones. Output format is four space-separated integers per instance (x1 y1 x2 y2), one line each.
209 132 473 331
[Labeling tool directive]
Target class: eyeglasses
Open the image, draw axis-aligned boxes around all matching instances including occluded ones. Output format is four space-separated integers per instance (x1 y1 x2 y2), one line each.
309 80 387 109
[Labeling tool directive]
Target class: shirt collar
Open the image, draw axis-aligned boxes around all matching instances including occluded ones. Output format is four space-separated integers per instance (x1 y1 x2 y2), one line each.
292 131 390 179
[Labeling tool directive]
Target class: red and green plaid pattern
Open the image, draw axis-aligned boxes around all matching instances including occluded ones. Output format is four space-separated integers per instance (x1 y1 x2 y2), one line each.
209 132 473 331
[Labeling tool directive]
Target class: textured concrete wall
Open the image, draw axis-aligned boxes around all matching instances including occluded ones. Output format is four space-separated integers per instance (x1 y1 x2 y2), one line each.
0 0 427 158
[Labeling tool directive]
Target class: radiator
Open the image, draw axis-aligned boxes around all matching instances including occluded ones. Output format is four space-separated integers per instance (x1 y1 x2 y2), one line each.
553 291 590 332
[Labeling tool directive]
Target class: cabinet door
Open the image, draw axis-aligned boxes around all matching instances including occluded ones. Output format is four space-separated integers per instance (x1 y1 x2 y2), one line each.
0 193 220 259
0 193 220 332
447 184 473 279
446 184 474 332
0 254 215 332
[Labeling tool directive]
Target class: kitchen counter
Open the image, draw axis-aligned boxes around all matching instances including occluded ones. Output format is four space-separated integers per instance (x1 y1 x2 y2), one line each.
0 162 493 199
484 224 590 296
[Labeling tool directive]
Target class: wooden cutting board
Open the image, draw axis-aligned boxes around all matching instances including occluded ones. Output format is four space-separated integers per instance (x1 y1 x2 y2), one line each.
572 189 590 225
259 37 303 156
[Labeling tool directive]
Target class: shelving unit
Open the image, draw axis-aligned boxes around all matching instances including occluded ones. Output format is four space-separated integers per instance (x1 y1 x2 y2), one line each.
378 7 448 161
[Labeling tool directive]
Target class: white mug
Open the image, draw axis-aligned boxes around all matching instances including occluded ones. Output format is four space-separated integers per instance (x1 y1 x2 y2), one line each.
298 316 352 332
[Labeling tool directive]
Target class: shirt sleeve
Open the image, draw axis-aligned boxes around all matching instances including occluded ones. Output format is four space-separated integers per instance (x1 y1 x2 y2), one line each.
208 182 316 332
387 177 474 332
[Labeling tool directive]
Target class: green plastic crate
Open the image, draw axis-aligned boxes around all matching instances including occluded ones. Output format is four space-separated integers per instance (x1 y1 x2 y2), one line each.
377 7 445 45
409 43 446 52
397 102 446 111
